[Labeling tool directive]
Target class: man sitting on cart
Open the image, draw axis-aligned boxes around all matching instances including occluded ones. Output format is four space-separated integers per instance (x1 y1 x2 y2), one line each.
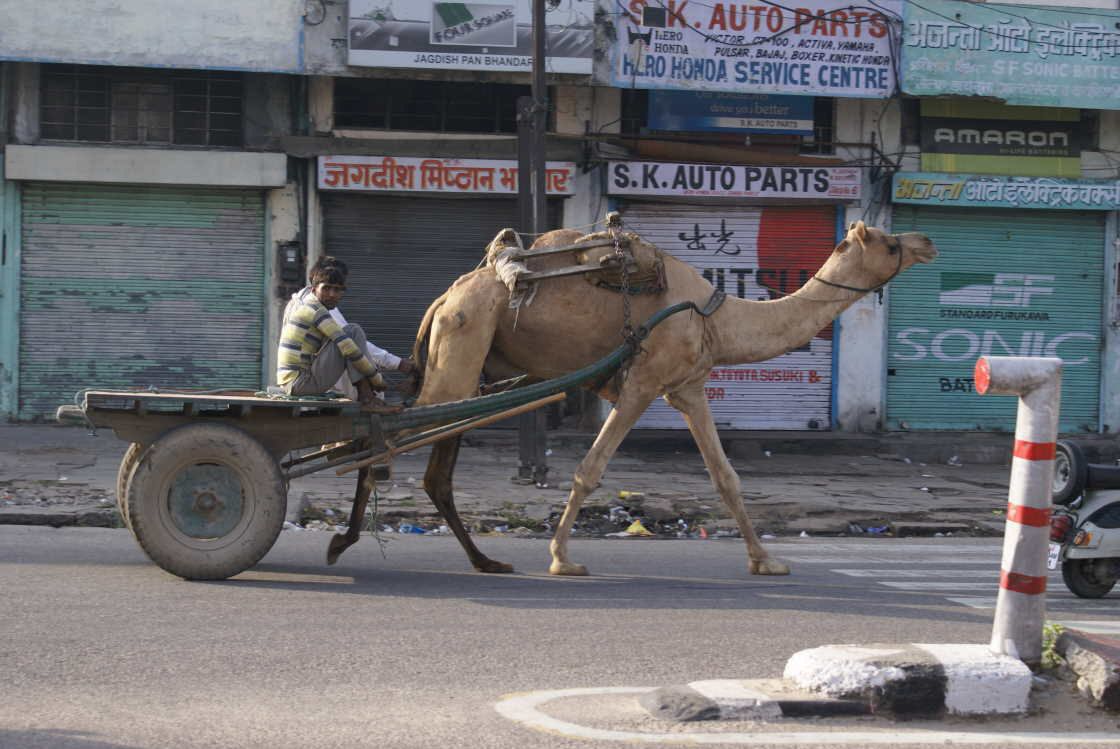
278 256 414 412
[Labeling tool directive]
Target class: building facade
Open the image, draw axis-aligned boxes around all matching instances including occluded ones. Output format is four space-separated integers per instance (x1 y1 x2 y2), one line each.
2 0 1118 437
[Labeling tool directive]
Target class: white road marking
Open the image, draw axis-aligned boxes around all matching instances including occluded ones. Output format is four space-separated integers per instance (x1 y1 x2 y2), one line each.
494 687 1120 745
880 582 996 590
833 569 996 578
1050 619 1120 635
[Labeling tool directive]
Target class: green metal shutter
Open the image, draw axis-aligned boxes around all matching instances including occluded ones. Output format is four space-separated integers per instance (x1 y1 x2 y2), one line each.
320 194 560 360
19 183 265 420
887 206 1103 432
622 203 839 430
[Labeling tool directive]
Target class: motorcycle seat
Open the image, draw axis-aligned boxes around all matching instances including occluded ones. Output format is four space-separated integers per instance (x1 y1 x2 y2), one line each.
1085 462 1120 490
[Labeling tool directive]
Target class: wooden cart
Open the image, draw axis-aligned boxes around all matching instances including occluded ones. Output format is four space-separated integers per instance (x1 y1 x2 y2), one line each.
54 299 708 580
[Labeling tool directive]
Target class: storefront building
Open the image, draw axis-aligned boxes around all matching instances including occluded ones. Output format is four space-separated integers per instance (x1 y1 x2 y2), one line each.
889 0 1120 433
0 1 304 420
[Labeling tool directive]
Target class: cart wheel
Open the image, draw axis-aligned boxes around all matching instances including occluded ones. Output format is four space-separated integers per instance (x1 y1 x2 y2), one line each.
116 442 145 532
127 423 286 580
1061 558 1117 599
1052 440 1088 506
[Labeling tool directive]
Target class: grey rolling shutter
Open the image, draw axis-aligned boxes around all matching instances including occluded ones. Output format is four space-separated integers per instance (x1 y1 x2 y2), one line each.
321 194 560 361
19 183 265 420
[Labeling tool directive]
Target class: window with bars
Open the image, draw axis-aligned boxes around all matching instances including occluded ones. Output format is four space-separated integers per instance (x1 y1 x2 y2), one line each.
40 65 243 147
334 78 533 134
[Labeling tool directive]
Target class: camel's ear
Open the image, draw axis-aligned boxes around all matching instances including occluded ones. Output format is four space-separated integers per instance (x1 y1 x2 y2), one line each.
848 220 868 243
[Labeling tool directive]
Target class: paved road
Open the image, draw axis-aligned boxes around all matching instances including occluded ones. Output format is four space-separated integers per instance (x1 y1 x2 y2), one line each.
2 528 1117 748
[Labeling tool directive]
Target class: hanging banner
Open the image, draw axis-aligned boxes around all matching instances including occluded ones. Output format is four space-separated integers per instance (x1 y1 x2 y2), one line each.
648 91 814 134
900 0 1120 109
892 172 1120 211
348 0 593 73
594 0 900 97
318 156 576 195
607 161 861 200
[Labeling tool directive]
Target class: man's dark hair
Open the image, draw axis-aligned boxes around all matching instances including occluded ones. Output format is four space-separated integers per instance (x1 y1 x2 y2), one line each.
309 256 348 286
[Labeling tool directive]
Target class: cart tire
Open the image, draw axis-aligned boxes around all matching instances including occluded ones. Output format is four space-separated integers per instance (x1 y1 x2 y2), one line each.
1052 440 1088 506
116 443 145 532
1062 558 1117 599
127 423 286 580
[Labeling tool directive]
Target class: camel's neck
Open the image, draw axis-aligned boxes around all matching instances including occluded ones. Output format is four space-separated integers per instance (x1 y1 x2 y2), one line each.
709 282 865 365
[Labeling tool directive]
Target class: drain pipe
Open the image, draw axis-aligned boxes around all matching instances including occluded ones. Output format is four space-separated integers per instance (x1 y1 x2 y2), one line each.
975 355 1062 667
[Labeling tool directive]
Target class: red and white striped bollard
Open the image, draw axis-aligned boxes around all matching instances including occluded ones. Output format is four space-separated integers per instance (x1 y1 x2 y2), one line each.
974 355 1062 667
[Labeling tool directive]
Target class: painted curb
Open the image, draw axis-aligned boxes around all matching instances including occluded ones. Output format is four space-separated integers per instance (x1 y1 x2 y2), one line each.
639 680 867 722
784 643 1031 717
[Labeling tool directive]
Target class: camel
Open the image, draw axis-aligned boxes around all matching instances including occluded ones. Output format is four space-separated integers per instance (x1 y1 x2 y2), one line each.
409 218 938 576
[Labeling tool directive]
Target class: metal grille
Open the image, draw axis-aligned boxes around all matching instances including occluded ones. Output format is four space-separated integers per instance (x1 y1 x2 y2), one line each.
18 183 265 420
320 194 559 361
887 206 1104 433
623 203 839 430
40 65 243 147
334 78 531 133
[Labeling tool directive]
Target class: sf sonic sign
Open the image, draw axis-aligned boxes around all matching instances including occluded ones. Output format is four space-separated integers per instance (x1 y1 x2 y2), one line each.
594 0 900 97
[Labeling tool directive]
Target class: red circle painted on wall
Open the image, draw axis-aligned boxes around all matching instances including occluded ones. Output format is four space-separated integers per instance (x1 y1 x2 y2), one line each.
975 357 991 394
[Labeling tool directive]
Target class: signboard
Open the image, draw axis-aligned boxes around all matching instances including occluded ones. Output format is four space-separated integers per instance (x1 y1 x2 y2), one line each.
348 0 593 73
918 100 1082 178
900 0 1120 110
595 0 900 97
648 91 814 134
0 0 304 73
607 161 862 200
317 156 576 195
892 172 1120 211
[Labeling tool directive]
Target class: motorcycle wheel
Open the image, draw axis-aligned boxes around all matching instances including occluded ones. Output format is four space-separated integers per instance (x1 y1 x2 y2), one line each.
1061 558 1117 598
1052 440 1088 506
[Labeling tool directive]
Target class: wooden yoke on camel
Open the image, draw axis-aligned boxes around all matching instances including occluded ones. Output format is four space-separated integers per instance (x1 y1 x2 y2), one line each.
487 213 667 298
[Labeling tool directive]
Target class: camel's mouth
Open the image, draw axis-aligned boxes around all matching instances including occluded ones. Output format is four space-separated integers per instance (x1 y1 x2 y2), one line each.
902 234 938 264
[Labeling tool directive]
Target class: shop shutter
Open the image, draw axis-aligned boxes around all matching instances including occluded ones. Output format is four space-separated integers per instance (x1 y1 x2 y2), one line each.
19 183 265 420
320 194 559 363
622 203 839 430
887 206 1103 432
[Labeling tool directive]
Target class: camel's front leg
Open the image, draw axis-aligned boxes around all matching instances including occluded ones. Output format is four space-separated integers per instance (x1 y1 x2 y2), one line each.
665 384 790 576
550 386 656 576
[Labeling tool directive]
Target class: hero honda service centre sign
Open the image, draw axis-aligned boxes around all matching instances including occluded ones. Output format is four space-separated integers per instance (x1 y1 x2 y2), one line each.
607 161 862 200
595 0 900 97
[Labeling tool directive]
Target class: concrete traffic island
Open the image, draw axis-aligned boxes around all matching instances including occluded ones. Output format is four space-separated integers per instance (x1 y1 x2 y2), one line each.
640 644 1032 722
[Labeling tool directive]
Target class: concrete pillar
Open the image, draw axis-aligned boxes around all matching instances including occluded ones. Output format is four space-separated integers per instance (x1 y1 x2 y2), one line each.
976 355 1063 667
265 182 301 385
308 76 334 136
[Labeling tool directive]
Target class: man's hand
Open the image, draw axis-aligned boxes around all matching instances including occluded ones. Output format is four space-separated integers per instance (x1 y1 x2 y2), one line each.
397 358 417 375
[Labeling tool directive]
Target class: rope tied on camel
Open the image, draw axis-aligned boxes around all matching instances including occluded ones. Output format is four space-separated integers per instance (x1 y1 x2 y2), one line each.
484 218 667 311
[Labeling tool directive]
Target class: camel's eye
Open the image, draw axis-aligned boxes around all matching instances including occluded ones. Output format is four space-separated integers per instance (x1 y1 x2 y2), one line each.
887 238 900 255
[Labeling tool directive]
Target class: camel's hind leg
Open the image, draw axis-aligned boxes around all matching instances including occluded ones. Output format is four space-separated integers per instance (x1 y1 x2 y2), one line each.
665 383 790 576
415 271 513 572
550 385 657 576
425 435 513 573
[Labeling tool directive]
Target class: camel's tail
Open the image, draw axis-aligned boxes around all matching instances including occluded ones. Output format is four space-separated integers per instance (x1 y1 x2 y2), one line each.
406 287 451 397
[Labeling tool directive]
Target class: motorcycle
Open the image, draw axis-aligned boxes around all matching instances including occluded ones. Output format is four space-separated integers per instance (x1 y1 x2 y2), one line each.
1048 440 1120 598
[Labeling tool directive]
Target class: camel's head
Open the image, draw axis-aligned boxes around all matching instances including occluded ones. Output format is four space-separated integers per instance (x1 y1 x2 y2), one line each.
820 221 937 293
